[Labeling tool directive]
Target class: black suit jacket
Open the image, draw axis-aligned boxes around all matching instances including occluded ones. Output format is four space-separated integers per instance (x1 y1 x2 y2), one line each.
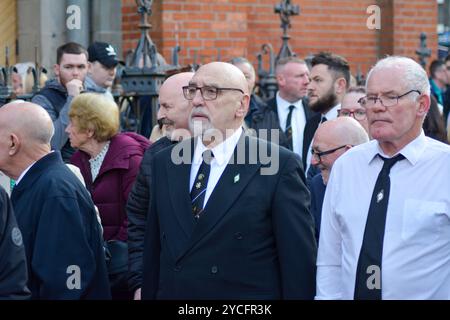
267 96 315 159
141 133 317 299
302 113 322 169
267 96 314 128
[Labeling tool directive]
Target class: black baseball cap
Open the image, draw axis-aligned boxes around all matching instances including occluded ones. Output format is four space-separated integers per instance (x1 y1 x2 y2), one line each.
88 42 123 68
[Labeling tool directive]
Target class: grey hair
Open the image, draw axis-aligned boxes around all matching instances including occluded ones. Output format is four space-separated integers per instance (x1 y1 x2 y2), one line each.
366 56 430 96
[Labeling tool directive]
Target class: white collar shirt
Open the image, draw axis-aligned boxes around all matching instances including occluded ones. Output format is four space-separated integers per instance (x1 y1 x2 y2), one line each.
316 131 450 299
276 92 306 156
190 127 243 208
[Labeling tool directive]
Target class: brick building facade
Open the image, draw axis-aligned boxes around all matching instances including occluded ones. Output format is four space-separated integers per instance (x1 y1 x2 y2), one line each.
122 0 438 77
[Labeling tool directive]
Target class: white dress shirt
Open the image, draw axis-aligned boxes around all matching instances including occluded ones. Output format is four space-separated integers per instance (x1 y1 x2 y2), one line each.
305 104 340 172
190 127 243 208
276 93 306 156
316 131 450 300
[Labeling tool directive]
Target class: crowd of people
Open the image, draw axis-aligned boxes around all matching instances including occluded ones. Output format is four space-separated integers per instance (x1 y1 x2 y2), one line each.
0 39 449 300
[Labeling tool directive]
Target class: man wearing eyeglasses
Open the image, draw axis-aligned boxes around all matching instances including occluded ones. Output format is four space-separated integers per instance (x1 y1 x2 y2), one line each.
141 61 316 300
317 56 450 300
309 117 369 243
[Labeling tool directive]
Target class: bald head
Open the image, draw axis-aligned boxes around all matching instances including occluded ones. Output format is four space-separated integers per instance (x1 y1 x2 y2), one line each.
160 72 194 94
312 117 369 185
315 117 369 147
195 62 249 95
157 72 194 136
188 62 250 145
0 101 54 145
0 101 54 179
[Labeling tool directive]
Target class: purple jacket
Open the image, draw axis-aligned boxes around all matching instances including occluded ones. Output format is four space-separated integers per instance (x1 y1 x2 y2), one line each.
71 132 150 241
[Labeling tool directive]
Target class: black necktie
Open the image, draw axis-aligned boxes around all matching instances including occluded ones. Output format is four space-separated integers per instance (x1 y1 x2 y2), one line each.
285 105 295 150
354 153 405 300
190 150 214 219
321 116 327 123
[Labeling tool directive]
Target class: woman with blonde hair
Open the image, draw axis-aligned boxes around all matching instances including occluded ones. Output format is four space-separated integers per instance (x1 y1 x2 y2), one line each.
66 93 150 299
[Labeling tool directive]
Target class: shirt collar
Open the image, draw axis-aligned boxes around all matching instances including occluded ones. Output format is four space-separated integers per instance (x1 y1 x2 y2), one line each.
323 103 341 120
276 92 303 111
366 130 427 166
194 127 243 166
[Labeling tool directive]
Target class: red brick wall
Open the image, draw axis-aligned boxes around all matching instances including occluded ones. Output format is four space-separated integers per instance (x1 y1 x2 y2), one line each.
122 0 438 77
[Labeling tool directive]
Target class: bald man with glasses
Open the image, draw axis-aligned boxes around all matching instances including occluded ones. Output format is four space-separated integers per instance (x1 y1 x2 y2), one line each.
141 62 316 300
309 117 369 243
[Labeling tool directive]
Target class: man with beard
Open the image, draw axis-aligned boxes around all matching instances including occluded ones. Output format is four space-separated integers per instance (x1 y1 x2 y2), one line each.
127 72 194 300
267 57 313 155
32 42 89 162
141 62 316 300
303 52 350 172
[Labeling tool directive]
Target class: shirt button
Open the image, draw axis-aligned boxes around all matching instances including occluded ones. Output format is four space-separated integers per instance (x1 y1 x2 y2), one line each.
211 266 218 274
234 232 243 240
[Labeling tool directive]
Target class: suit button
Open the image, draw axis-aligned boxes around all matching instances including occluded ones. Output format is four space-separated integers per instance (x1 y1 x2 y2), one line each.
211 266 218 274
174 265 181 272
234 232 243 240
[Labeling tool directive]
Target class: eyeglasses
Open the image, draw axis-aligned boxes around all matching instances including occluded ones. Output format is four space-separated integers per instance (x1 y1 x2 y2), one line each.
358 89 421 108
311 145 348 163
337 109 367 121
182 85 244 101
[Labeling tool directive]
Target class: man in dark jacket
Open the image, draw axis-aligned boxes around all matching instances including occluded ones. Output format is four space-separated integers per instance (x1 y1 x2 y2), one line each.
32 42 89 162
229 57 289 148
266 57 314 155
0 101 111 299
141 62 316 300
0 186 30 299
127 72 194 299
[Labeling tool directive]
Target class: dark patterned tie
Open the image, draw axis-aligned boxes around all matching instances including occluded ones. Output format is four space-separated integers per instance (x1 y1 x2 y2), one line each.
285 105 295 150
354 153 405 300
190 149 214 219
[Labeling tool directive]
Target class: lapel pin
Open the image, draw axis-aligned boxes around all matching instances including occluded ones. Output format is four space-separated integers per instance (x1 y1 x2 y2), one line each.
376 190 384 203
234 174 240 184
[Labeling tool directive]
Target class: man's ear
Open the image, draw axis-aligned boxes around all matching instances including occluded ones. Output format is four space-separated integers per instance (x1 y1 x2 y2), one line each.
334 77 347 95
9 133 20 156
417 94 430 117
236 94 250 118
276 74 285 87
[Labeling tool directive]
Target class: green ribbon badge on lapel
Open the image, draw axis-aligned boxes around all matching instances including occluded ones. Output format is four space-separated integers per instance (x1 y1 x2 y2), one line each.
234 174 240 184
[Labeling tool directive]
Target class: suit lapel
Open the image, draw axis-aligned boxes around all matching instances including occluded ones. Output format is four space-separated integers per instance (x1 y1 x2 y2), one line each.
177 134 261 261
302 113 321 163
166 138 196 238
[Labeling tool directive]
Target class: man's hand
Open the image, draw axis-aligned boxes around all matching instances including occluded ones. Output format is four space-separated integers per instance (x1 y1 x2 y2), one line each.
66 79 84 97
134 288 141 300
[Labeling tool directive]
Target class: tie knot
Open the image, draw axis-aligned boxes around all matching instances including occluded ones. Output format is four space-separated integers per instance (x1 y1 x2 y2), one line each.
321 116 327 123
202 149 214 164
379 154 405 173
288 105 295 112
